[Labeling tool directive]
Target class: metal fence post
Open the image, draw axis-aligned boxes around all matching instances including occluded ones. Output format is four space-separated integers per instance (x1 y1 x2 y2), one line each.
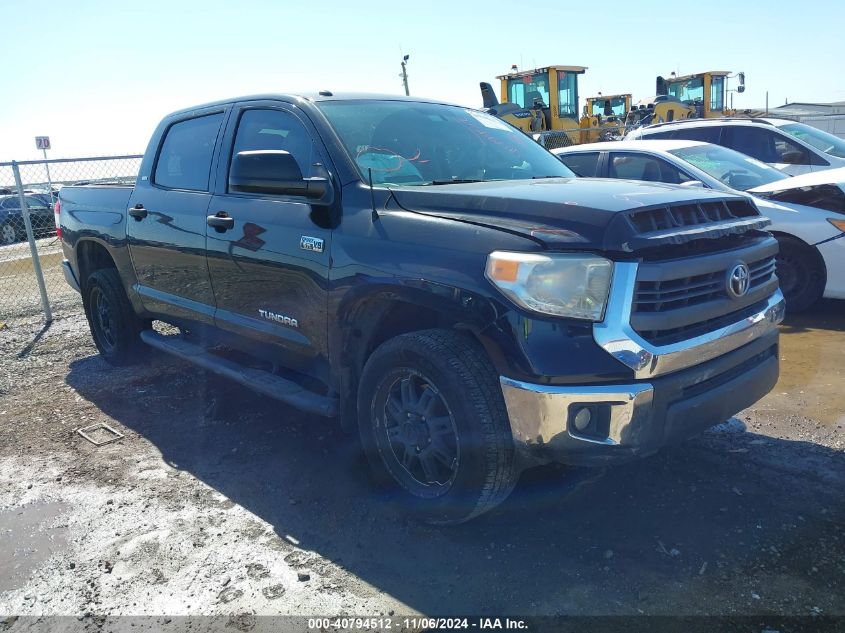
12 161 53 322
43 155 56 208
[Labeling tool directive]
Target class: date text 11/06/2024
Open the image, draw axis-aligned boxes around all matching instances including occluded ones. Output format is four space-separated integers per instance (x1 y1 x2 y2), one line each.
307 617 528 630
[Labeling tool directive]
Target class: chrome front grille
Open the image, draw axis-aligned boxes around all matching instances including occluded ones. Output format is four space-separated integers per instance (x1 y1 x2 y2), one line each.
635 254 777 314
630 236 780 345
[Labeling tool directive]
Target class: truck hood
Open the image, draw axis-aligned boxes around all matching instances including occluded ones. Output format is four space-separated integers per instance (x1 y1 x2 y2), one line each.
387 178 768 252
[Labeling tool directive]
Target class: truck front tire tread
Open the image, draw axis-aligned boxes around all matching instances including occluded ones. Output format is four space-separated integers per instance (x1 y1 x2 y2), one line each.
358 329 518 524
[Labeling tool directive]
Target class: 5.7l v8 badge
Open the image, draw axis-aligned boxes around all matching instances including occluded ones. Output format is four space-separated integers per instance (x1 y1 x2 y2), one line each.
300 236 324 253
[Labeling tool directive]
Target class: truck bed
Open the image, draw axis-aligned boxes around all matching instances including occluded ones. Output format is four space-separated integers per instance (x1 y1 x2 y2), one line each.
59 184 134 225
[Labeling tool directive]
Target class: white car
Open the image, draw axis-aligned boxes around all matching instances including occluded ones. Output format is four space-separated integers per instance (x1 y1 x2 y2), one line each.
553 140 845 311
626 118 845 176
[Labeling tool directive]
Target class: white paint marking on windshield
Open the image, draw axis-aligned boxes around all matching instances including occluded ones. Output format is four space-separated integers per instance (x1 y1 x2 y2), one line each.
465 109 514 132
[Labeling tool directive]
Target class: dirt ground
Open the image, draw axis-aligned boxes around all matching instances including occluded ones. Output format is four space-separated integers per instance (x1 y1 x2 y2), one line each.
0 300 843 625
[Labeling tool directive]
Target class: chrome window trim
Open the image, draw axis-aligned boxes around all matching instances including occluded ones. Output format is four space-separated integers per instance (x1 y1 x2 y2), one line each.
593 262 785 379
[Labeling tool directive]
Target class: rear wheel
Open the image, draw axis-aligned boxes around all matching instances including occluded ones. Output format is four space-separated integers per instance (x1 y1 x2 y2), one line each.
84 269 148 365
775 236 825 313
1 222 18 245
358 329 518 524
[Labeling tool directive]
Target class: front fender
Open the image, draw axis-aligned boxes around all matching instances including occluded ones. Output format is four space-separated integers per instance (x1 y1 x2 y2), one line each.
755 199 842 246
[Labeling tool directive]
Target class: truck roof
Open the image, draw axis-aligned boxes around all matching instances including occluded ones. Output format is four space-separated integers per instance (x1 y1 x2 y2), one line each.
165 92 456 118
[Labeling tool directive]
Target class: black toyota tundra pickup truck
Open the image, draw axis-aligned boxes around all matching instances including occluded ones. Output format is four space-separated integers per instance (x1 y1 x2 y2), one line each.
59 93 785 523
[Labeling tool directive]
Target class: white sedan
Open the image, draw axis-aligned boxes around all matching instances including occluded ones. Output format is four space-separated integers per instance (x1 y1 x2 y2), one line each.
553 140 845 311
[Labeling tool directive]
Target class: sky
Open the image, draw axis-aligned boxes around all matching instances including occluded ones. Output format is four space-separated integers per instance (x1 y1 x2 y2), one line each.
1 0 843 162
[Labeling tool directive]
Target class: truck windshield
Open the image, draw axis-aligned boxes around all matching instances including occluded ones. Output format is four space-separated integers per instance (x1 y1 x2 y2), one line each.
318 100 574 186
670 144 789 191
780 123 845 159
591 96 627 117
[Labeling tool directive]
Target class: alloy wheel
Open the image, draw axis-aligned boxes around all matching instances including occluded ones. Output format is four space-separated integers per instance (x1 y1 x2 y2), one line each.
374 369 460 498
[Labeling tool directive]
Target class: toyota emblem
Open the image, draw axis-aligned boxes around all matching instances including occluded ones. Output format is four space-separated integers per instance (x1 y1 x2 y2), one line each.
727 263 750 298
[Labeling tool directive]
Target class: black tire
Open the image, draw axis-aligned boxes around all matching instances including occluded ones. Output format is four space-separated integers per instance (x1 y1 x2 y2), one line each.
775 236 825 313
1 221 19 245
357 329 518 524
83 268 148 366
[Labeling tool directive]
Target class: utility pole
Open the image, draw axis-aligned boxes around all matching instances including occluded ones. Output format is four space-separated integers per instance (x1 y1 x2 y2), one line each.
400 54 410 96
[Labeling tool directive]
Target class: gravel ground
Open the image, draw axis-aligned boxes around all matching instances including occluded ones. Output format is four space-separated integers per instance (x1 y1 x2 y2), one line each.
0 301 843 626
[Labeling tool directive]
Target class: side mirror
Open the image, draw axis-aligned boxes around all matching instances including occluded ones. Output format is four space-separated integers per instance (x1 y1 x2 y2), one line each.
656 76 667 96
680 180 706 188
229 150 331 201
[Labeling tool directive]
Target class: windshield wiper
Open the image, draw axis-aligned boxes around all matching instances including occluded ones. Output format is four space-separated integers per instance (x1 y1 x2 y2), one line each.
428 178 488 185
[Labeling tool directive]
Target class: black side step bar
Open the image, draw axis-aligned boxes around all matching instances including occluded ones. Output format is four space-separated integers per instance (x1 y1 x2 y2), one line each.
139 330 338 417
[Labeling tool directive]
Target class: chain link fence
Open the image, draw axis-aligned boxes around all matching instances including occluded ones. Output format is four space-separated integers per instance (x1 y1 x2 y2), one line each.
0 155 142 326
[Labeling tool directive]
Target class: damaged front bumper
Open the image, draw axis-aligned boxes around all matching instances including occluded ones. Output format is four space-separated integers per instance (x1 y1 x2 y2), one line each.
499 253 785 467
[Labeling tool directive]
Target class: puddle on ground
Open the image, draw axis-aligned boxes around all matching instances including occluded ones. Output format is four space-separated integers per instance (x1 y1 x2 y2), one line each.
761 300 845 426
0 500 69 593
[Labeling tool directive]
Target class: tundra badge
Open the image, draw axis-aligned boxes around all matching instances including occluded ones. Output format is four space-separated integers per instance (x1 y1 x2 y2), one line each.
258 309 299 328
300 236 324 253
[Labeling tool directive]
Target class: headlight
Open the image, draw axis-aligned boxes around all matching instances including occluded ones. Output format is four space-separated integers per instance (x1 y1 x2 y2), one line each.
828 218 845 233
485 251 613 321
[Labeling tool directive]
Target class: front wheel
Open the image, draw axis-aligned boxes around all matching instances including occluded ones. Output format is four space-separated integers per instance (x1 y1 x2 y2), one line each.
775 236 826 312
357 329 518 524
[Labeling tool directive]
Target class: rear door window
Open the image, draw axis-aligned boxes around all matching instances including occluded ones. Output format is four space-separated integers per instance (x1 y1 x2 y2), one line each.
609 152 694 184
723 126 828 166
642 130 677 140
671 127 722 144
558 152 601 177
154 113 224 191
722 126 778 162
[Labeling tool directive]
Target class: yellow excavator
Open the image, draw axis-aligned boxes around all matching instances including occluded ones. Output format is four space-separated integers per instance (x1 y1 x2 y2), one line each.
480 65 596 148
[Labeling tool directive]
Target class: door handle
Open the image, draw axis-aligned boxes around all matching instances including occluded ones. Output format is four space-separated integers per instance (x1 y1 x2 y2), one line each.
128 204 148 220
207 212 235 232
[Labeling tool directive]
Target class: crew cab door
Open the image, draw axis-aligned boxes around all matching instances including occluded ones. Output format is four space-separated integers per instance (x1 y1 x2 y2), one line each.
205 103 333 379
126 109 227 324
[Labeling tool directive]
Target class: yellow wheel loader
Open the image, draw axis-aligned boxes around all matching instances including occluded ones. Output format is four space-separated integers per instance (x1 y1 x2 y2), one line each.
480 65 589 148
625 71 746 130
582 93 632 142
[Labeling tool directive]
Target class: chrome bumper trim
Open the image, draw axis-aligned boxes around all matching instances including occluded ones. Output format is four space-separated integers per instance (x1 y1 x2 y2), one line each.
500 377 654 446
593 262 785 380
